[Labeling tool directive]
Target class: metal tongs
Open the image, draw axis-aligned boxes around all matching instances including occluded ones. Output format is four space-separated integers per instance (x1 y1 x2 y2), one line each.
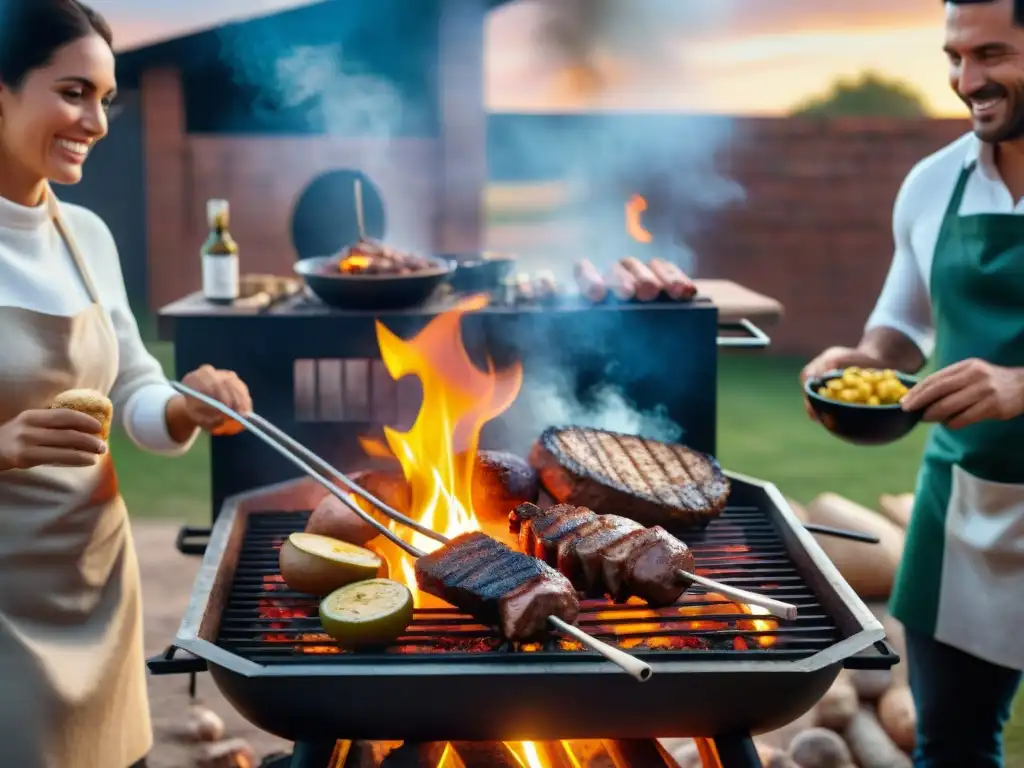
169 383 799 680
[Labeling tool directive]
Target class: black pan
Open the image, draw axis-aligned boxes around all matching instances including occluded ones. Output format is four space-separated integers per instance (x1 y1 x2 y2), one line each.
294 255 456 310
448 252 517 292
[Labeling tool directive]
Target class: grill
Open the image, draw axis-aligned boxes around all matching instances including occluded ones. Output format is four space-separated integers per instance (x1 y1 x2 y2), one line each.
152 471 894 761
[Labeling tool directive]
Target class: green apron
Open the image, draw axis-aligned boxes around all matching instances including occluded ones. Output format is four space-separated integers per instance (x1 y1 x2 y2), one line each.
889 162 1024 671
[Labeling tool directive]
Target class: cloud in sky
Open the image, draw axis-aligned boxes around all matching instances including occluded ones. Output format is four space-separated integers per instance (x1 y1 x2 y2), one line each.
90 0 961 115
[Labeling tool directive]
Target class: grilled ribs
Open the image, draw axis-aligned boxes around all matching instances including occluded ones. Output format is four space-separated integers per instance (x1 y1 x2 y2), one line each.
511 502 696 607
414 532 579 641
529 426 730 528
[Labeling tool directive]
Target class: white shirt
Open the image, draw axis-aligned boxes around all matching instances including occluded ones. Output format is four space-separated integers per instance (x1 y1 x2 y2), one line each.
0 193 198 454
865 132 1024 359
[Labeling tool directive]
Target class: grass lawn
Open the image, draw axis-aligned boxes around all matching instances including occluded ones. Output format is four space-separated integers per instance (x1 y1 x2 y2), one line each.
117 343 1023 760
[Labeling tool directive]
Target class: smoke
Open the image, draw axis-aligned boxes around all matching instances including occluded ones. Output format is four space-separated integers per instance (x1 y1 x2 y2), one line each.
488 0 746 277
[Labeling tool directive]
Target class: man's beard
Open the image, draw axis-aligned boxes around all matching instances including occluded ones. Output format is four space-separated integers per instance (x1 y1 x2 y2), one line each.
963 81 1024 143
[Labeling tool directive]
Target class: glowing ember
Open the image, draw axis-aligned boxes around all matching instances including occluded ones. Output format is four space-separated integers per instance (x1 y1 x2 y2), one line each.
360 295 523 606
340 254 373 273
625 193 652 244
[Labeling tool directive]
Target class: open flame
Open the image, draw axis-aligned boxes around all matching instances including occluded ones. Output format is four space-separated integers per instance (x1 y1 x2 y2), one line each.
360 294 523 606
625 193 652 244
339 254 373 273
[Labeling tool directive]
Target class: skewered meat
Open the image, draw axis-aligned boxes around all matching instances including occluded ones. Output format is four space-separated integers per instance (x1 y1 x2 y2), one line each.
530 426 730 529
574 259 608 303
607 262 637 300
414 531 579 641
648 258 697 301
619 257 661 302
510 503 695 606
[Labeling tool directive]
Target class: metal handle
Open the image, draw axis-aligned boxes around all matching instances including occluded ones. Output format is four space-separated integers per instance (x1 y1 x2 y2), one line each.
176 525 212 556
146 644 208 676
842 638 901 670
717 318 770 349
803 523 881 544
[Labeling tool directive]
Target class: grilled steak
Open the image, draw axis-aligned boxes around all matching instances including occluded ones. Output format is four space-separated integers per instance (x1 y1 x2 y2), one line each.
529 426 730 528
523 504 599 562
568 515 644 591
625 526 694 605
414 531 579 640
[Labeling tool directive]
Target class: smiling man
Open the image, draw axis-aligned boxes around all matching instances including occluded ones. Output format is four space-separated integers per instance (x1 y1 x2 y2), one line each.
799 0 1024 765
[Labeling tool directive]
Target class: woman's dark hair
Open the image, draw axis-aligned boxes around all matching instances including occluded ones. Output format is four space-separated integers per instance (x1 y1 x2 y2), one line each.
0 0 112 89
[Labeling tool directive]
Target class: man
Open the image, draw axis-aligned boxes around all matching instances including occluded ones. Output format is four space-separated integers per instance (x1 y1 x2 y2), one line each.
800 1 1024 765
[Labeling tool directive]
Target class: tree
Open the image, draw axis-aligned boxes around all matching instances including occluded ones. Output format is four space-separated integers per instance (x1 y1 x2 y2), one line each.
790 72 930 118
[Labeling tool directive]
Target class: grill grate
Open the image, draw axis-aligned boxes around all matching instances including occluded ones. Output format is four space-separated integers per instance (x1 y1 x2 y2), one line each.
215 505 841 665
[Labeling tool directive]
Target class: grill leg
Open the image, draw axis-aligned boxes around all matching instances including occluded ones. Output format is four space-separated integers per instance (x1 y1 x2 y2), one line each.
708 734 762 768
289 742 338 768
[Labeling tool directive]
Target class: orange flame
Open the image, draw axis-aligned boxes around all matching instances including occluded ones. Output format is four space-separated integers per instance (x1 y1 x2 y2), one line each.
625 194 652 244
363 294 523 606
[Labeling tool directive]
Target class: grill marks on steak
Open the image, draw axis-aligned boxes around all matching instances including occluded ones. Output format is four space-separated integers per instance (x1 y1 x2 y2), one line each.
414 531 579 641
530 426 730 528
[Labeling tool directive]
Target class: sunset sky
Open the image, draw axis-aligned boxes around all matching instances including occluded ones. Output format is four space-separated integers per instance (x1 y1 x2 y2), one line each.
92 0 966 117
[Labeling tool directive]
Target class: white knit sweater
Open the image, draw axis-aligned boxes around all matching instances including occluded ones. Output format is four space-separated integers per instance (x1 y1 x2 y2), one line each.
0 192 198 454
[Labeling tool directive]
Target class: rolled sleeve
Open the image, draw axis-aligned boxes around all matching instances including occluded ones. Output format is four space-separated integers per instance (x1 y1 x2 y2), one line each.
122 382 199 456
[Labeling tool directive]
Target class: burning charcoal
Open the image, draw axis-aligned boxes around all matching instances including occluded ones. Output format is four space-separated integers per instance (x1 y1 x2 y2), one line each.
450 742 528 767
379 742 447 767
195 738 257 768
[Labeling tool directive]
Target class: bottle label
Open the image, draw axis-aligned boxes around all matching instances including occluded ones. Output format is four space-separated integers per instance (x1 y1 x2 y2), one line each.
203 254 239 300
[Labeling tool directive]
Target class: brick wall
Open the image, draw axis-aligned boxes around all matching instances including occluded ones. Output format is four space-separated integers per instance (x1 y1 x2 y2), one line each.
692 118 967 356
141 66 968 355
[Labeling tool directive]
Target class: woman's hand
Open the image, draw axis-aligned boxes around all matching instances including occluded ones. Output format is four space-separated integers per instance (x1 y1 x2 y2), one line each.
167 365 252 438
0 409 107 471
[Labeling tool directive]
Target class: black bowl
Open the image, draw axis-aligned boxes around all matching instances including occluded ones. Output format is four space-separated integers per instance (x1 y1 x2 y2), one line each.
294 256 455 310
448 252 517 292
803 369 923 446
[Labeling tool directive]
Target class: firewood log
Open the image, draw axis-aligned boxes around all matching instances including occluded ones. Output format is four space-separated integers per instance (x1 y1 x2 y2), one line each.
754 742 798 767
813 671 859 730
877 685 917 752
849 669 894 701
195 738 257 768
170 704 225 743
806 493 906 599
878 493 913 529
787 727 854 768
842 706 912 768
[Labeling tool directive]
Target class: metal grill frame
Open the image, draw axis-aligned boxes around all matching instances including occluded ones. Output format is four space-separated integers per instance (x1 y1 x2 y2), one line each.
168 472 888 742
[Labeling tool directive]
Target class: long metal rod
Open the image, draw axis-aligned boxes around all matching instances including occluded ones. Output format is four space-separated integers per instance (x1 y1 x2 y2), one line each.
245 411 447 544
169 383 422 558
170 382 653 681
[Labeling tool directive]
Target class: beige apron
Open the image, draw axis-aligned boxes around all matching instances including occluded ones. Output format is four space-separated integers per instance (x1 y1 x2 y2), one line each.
0 190 151 766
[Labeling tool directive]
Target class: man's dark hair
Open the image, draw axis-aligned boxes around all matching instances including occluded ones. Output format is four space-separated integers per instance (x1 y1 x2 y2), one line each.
0 0 112 89
947 0 1024 25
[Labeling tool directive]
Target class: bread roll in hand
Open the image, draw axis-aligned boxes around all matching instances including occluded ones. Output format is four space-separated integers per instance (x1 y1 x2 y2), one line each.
50 389 113 441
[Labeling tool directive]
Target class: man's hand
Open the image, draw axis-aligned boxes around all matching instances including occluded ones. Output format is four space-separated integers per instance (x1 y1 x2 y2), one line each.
800 347 889 421
900 358 1024 429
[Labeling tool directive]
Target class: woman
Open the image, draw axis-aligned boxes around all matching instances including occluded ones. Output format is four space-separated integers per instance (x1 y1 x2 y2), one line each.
0 2 252 766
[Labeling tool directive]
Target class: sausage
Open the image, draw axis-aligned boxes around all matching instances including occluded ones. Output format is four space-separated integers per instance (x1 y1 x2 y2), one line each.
574 259 608 303
619 257 662 302
607 262 637 301
649 258 697 300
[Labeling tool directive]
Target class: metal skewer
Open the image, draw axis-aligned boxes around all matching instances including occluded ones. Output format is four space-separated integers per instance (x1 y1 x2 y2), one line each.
354 179 366 241
170 383 652 682
244 411 446 545
678 572 798 622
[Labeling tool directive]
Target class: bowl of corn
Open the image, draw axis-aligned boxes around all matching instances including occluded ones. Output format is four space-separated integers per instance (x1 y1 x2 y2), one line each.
803 367 922 446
